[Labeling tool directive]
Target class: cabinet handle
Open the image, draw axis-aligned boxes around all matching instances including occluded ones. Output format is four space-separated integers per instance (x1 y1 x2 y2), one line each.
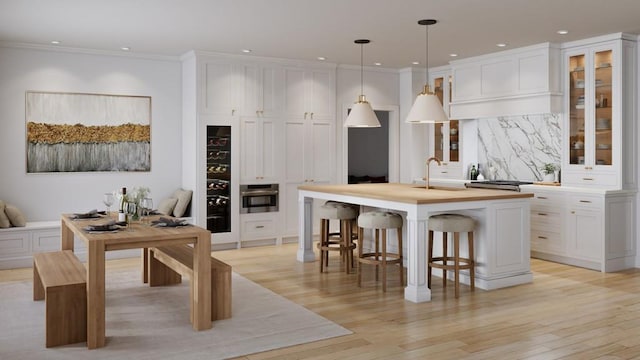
537 236 548 240
441 162 448 166
310 112 314 119
537 196 548 199
255 225 265 229
256 110 260 116
579 200 592 203
571 211 576 214
260 110 264 116
304 112 308 119
582 178 594 181
537 213 547 216
585 166 593 170
231 109 236 115
440 171 448 174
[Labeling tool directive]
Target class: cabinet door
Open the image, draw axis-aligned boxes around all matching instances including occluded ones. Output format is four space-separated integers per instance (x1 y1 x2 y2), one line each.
567 208 602 261
241 64 283 117
201 60 239 116
240 116 278 183
284 68 307 118
306 69 335 120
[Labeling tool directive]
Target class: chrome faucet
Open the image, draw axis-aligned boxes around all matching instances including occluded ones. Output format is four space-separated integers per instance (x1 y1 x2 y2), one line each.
425 157 442 189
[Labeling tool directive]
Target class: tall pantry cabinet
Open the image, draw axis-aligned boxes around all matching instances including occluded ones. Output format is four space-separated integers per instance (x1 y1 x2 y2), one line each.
182 51 337 247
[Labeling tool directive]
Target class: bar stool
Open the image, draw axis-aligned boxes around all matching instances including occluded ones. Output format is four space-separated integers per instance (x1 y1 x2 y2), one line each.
357 211 403 292
317 201 358 274
428 213 476 298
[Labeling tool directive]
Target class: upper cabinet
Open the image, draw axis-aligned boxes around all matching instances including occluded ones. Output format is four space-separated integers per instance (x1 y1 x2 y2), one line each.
429 67 462 179
199 58 241 116
284 67 335 120
449 43 563 119
561 34 637 189
240 63 284 117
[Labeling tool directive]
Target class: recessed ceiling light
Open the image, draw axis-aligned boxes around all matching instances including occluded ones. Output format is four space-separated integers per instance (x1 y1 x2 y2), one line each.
317 56 326 61
496 43 507 48
50 40 60 45
412 61 420 65
449 53 458 57
121 47 130 51
374 62 382 66
557 30 569 35
242 49 251 53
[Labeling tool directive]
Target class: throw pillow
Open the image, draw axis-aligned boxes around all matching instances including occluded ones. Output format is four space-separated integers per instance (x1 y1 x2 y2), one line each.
172 189 193 218
5 204 26 227
0 201 10 228
157 198 179 216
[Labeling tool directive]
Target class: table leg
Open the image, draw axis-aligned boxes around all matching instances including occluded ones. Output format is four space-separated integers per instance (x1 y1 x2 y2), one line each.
61 220 74 251
87 240 106 349
296 195 315 262
192 233 212 330
142 248 148 283
404 216 431 303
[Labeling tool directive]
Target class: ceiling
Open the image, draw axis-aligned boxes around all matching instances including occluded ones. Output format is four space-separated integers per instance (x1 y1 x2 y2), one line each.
2 0 640 69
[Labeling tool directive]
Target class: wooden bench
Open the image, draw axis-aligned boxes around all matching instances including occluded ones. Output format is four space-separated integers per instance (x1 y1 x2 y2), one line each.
147 244 232 321
33 250 87 348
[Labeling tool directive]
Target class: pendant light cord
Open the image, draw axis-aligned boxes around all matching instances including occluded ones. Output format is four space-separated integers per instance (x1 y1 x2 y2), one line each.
425 23 429 79
360 42 364 96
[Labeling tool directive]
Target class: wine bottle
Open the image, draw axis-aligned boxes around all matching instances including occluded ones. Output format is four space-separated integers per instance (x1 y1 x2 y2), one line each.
477 164 485 180
118 187 127 222
470 165 478 180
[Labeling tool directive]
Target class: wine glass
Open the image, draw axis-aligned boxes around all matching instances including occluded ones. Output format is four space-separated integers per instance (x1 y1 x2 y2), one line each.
140 198 153 225
126 201 137 231
103 192 115 218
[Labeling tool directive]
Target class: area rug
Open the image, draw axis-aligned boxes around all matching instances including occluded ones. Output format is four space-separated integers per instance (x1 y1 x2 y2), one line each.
0 269 351 359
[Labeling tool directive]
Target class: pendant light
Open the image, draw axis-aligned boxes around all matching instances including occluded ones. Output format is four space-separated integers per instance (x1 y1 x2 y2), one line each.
344 39 381 128
406 19 449 124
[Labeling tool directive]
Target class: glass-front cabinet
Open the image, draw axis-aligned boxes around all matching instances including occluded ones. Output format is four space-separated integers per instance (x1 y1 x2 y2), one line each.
568 50 612 168
562 35 636 189
429 68 462 179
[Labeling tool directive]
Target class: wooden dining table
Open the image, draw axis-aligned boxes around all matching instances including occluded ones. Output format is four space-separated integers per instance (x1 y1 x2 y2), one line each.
60 214 212 349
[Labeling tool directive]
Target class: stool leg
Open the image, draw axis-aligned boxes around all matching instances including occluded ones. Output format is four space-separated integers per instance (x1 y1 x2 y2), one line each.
342 220 351 274
427 230 433 289
454 232 460 299
374 229 380 282
397 227 404 287
469 231 475 292
442 232 448 289
357 226 364 287
319 219 327 272
381 229 387 292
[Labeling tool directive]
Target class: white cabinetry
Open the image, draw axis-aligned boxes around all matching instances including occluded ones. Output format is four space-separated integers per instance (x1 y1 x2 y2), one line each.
561 34 637 189
199 58 241 116
284 67 335 120
428 66 462 179
521 186 636 272
240 63 284 117
282 67 336 236
239 115 281 184
449 43 562 119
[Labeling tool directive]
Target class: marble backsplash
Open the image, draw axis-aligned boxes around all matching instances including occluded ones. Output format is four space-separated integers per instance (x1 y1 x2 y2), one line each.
477 114 561 182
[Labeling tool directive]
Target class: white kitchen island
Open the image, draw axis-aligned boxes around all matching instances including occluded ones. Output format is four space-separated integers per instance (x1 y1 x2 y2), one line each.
297 183 534 303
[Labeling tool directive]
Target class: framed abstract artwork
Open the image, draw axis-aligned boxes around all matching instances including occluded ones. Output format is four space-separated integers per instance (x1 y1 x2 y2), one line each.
25 91 151 173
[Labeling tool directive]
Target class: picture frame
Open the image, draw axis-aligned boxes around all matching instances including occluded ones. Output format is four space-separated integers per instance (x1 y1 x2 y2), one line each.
25 91 152 173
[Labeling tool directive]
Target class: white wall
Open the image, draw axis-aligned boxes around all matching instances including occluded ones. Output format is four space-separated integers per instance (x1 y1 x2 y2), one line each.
0 45 183 221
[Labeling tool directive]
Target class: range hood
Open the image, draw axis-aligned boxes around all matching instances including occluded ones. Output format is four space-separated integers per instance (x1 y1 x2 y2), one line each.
448 43 563 120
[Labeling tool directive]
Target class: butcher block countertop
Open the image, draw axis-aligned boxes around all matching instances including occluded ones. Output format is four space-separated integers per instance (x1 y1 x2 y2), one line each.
298 183 533 205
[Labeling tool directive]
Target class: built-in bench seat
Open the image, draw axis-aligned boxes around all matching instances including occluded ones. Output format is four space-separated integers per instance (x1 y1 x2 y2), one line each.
148 244 232 321
33 250 87 348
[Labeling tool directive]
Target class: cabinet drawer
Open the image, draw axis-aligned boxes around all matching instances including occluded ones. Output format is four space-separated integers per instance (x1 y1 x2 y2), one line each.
0 231 31 256
531 229 564 253
568 194 603 209
241 218 276 238
562 171 618 187
530 193 564 208
531 210 561 232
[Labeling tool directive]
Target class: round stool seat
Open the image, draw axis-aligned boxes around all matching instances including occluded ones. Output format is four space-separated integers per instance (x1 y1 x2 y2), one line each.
318 202 358 220
358 211 403 229
428 214 475 233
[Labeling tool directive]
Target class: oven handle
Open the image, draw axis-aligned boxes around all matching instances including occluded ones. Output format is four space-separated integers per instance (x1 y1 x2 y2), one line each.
241 190 279 196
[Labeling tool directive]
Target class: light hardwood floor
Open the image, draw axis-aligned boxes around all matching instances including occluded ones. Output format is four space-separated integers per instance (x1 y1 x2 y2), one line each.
3 244 640 359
